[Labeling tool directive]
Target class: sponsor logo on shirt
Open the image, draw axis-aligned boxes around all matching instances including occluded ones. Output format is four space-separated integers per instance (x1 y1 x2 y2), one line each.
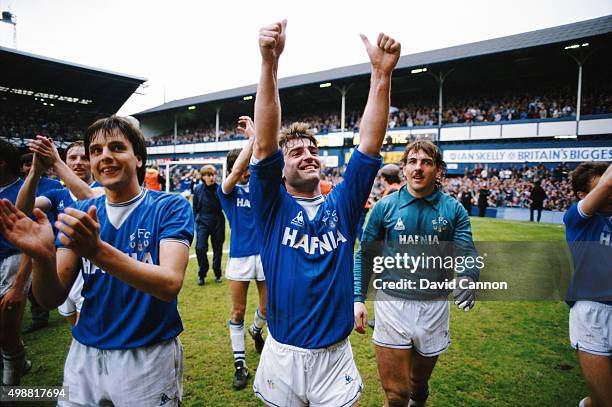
399 234 440 244
83 250 154 275
600 231 611 246
281 227 348 255
236 197 251 208
291 211 305 228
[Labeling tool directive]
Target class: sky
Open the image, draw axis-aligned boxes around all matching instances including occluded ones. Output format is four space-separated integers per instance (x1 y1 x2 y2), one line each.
0 0 610 116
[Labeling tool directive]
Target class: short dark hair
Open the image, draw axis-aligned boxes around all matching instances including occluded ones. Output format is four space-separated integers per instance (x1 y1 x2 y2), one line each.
226 148 241 175
0 139 20 177
279 122 317 152
84 116 147 184
570 162 609 199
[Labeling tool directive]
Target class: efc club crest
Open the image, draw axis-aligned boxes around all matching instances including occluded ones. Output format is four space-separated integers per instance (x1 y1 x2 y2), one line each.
322 210 339 229
432 216 448 233
130 228 151 251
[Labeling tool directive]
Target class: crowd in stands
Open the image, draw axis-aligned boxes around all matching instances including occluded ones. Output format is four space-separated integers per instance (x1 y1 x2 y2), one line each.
441 163 574 212
0 104 95 143
146 90 611 146
320 162 575 212
165 159 575 212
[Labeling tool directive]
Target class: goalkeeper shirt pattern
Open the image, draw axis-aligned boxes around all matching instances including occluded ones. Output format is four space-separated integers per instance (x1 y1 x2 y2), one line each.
354 186 480 302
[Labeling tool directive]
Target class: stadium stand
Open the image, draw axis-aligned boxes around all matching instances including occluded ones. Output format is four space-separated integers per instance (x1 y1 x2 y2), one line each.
0 46 146 147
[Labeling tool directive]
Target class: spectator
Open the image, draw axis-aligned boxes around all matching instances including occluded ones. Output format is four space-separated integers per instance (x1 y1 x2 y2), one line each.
530 179 548 222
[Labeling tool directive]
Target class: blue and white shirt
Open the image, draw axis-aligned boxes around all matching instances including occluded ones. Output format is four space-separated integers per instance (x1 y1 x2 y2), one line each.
218 183 258 258
0 178 24 261
564 201 612 306
250 148 381 349
60 189 194 349
37 176 62 195
42 181 102 217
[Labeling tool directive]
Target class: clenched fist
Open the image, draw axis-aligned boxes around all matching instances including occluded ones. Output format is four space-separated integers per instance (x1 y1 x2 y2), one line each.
259 20 287 64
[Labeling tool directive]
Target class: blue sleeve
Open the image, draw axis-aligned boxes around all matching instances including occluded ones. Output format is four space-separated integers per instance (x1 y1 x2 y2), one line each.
354 200 386 302
452 202 480 281
564 203 589 235
217 184 236 223
159 196 195 246
42 189 61 212
249 150 285 230
55 199 88 248
330 147 382 239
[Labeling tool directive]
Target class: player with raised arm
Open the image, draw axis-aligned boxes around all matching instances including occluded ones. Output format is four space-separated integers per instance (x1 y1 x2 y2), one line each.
354 140 480 407
0 116 194 406
250 19 400 406
0 139 32 385
218 116 267 390
16 138 103 326
564 162 611 407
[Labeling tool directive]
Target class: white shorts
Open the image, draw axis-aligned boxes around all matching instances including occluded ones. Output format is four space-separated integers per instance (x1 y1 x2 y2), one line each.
59 337 183 406
253 334 363 407
0 254 29 298
58 273 84 317
373 291 450 357
225 255 265 281
570 300 612 357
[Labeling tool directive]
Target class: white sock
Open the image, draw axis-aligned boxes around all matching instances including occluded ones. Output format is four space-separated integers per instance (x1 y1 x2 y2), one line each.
251 308 266 332
229 320 246 365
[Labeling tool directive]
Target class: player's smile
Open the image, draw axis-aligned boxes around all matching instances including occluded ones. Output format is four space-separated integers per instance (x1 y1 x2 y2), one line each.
282 138 322 194
88 130 142 200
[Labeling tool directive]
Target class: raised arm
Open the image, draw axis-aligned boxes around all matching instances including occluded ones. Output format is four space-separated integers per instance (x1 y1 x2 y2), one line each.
253 20 286 160
579 164 612 216
15 152 52 214
357 33 401 157
29 136 100 200
222 116 255 194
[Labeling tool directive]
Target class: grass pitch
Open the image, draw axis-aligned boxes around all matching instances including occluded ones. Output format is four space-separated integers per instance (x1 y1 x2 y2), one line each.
19 217 587 406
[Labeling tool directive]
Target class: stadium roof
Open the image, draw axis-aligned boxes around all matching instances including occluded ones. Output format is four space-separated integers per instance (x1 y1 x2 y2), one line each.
1 47 147 114
136 14 611 116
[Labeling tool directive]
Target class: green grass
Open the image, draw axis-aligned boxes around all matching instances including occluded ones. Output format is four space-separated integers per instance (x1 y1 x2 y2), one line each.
19 217 587 406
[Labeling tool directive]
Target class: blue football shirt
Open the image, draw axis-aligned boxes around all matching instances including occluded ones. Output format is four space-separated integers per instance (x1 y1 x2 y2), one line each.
250 148 381 348
37 176 62 194
564 202 612 306
0 178 24 261
43 181 103 217
60 189 194 349
218 184 259 257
